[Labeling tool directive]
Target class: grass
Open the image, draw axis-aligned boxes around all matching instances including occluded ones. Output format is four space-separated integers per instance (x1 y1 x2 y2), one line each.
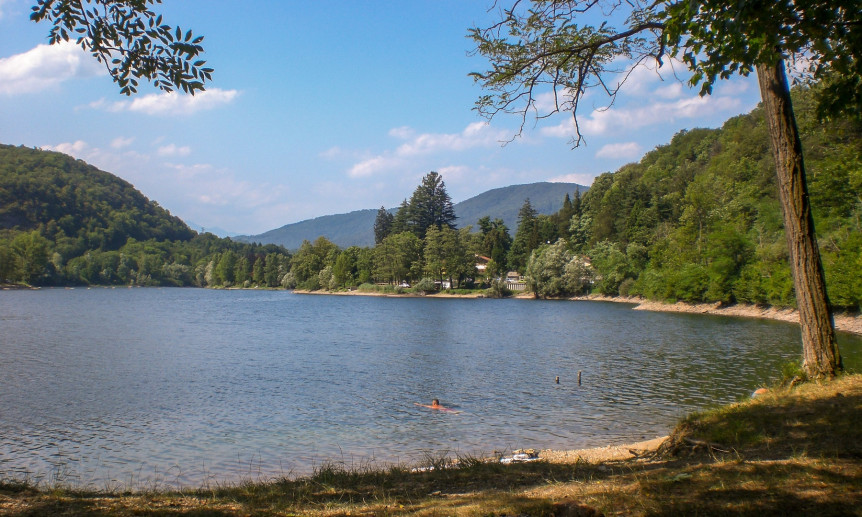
2 374 861 516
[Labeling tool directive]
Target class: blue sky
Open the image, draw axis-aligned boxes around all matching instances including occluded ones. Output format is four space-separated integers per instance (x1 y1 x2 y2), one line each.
0 0 762 235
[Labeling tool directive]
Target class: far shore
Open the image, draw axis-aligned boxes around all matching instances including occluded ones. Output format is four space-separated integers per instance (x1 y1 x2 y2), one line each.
295 288 862 335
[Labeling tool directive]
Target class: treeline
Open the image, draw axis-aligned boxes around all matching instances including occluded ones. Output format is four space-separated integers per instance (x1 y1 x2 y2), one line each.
520 85 861 311
283 171 585 293
287 171 485 291
0 147 501 291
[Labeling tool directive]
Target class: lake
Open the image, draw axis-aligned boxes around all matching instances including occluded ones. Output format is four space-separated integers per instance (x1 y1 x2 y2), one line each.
1 288 860 488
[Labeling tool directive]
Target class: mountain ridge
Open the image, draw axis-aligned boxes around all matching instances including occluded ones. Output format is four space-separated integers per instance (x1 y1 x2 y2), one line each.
236 181 587 249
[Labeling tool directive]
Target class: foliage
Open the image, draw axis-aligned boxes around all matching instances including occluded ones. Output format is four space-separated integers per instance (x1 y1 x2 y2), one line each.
521 86 860 310
484 277 512 298
525 238 591 298
31 0 212 95
373 231 423 286
412 277 437 294
662 0 861 120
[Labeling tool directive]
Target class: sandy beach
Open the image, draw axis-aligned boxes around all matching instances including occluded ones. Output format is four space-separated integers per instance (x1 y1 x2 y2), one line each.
538 436 668 464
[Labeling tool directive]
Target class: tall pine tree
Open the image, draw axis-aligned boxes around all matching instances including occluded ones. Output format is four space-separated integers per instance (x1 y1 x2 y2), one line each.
405 171 457 239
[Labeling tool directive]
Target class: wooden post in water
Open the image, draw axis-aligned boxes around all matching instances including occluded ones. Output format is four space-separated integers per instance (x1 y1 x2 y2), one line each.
578 371 582 386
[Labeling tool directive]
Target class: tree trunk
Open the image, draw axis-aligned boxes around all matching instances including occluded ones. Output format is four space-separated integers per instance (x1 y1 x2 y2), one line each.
755 60 842 378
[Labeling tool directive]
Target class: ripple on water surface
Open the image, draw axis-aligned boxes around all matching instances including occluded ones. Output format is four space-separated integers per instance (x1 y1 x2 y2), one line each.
1 289 860 487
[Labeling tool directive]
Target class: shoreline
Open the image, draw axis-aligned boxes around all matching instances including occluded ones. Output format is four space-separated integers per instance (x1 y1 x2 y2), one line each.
570 294 862 335
294 289 862 335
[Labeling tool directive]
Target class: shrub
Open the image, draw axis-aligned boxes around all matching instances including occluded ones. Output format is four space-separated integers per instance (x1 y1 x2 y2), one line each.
412 277 437 294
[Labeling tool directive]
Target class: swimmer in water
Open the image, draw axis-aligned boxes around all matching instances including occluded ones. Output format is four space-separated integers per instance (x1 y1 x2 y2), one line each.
415 398 459 412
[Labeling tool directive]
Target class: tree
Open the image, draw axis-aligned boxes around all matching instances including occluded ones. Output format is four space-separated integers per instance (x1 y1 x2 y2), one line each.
10 230 51 284
424 225 473 287
508 199 540 272
404 171 457 239
213 249 236 285
478 216 513 271
470 0 857 378
524 238 589 298
373 206 394 245
374 231 423 285
30 0 212 95
391 199 411 236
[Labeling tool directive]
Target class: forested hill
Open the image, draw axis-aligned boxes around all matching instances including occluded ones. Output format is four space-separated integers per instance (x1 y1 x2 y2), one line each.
0 144 193 245
536 85 861 311
238 181 586 249
0 144 292 287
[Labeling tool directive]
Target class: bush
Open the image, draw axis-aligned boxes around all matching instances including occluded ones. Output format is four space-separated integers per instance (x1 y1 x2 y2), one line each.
412 277 437 294
485 278 512 298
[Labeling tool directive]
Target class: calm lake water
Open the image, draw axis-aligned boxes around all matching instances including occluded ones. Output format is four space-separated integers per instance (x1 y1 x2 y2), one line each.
1 288 860 488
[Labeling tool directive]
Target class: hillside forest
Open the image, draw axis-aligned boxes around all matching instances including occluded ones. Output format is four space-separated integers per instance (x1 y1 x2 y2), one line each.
0 86 859 311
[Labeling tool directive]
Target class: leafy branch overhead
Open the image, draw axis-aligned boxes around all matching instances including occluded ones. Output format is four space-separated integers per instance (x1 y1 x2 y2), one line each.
469 0 861 147
30 0 213 95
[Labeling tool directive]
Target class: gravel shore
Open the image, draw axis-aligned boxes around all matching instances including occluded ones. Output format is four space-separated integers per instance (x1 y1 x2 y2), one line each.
569 294 862 335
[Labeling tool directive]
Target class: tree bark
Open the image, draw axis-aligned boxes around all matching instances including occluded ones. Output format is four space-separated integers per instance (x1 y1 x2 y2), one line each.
755 60 842 378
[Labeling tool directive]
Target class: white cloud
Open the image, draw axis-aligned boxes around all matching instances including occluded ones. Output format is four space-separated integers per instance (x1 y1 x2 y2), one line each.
111 137 134 149
163 163 213 180
655 82 684 99
0 41 104 95
45 140 90 156
534 89 574 114
319 146 343 160
616 57 687 96
346 122 511 178
388 126 415 139
543 94 742 138
595 142 642 159
348 155 405 178
102 88 239 115
41 140 150 177
540 117 578 139
436 165 471 183
395 121 506 156
547 172 596 186
157 143 191 157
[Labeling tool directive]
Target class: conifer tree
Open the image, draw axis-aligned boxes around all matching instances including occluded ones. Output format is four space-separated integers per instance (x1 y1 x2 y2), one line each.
373 206 394 245
404 171 457 240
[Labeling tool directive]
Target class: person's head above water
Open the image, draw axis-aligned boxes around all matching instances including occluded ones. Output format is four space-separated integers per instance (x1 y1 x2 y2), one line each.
431 399 440 407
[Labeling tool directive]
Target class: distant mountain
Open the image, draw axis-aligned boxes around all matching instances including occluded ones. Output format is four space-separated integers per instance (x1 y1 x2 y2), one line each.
184 220 238 238
237 182 586 249
239 209 380 250
455 182 587 231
